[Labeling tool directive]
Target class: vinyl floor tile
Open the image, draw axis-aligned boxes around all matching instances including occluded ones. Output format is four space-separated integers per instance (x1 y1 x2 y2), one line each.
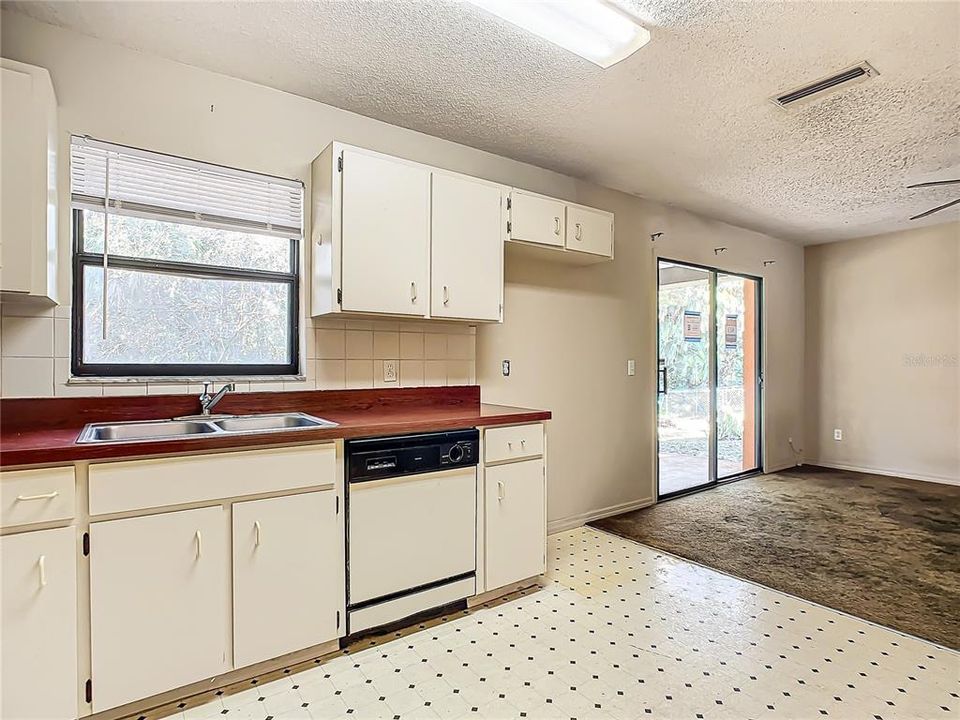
158 527 957 720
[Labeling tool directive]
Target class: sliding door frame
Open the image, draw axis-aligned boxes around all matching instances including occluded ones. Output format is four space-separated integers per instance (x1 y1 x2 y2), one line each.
655 258 764 501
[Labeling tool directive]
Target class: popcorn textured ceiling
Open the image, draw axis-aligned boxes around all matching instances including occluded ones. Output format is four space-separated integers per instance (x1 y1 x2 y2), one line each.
8 0 960 243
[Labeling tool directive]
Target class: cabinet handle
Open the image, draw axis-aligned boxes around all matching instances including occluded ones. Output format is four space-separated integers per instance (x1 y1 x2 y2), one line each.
521 439 527 448
575 223 582 241
554 217 561 235
16 490 59 501
443 285 449 305
254 521 262 548
410 282 418 302
195 530 202 560
497 480 505 502
38 555 47 588
507 441 513 450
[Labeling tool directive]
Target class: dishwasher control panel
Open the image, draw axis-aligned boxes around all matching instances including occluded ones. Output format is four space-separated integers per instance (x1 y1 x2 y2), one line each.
347 429 480 483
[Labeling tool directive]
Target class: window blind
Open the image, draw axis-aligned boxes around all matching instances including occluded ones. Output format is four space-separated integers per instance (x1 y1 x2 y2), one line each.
70 136 303 238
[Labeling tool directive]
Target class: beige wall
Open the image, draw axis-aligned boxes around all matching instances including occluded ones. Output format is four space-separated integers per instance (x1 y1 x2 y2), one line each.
805 223 960 484
479 197 805 530
0 12 806 529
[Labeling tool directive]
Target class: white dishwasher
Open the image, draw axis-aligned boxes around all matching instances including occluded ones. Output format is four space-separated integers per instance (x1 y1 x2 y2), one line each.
346 429 478 635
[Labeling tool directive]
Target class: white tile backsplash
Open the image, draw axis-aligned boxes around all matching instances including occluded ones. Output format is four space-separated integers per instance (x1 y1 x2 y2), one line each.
1 357 54 397
0 303 477 398
1 316 54 357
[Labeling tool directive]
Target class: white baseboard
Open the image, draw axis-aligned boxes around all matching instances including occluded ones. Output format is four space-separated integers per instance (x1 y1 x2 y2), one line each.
764 460 803 474
809 460 960 487
548 496 654 535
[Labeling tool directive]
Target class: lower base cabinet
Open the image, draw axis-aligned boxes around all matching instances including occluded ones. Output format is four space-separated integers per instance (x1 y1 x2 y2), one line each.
484 459 546 590
90 506 229 712
232 490 341 667
0 526 77 720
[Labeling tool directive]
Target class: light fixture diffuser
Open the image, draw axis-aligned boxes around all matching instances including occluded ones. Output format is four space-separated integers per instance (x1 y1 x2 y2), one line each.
467 0 651 68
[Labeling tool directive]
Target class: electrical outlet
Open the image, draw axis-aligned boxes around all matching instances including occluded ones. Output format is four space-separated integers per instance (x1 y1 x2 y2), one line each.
383 360 398 383
627 359 636 376
502 360 511 377
833 428 843 441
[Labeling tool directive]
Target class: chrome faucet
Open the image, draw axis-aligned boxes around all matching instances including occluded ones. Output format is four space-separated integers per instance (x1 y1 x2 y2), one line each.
199 382 235 416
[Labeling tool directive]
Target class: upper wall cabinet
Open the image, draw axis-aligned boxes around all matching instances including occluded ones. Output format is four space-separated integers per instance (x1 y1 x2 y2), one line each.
431 171 504 322
0 59 59 303
311 142 504 322
509 189 565 248
508 190 614 263
340 149 430 317
566 203 614 257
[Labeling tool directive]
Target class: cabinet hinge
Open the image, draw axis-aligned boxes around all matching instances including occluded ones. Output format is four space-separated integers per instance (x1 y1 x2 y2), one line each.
506 220 512 234
85 679 93 704
82 532 90 556
506 197 512 210
336 288 342 305
337 155 343 172
336 610 341 629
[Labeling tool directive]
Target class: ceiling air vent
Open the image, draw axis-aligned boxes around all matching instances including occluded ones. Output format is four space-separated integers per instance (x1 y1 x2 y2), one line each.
771 61 878 108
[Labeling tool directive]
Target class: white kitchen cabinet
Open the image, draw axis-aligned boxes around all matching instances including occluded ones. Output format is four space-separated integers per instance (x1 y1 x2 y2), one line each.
1 466 76 529
311 141 506 322
0 526 77 720
339 148 430 316
89 506 229 712
430 171 504 321
232 490 342 668
484 459 546 591
507 190 614 263
566 204 614 257
0 59 59 302
509 189 565 248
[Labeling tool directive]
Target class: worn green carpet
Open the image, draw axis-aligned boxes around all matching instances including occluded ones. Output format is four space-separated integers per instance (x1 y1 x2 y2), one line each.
590 466 960 649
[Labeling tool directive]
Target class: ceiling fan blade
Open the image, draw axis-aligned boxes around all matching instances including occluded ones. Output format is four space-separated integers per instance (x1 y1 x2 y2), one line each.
906 179 960 189
910 197 960 221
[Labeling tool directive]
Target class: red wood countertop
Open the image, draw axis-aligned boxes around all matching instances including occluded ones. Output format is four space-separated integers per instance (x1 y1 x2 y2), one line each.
0 386 550 469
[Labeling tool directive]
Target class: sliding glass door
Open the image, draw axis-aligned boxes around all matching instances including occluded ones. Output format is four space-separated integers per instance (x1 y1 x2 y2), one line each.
657 260 761 499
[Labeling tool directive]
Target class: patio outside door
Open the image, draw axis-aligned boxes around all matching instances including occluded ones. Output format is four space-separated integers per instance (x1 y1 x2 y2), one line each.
656 260 761 499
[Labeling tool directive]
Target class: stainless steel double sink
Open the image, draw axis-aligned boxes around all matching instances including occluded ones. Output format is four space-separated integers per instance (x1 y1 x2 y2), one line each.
77 412 337 444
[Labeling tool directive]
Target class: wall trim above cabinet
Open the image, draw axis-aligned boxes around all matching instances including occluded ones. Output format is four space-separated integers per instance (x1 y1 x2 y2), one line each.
310 142 505 323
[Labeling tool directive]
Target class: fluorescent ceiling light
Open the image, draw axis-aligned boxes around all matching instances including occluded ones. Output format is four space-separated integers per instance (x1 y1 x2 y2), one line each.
467 0 651 69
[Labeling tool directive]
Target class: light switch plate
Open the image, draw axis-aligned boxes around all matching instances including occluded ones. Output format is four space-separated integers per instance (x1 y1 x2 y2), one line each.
383 360 398 383
627 359 636 376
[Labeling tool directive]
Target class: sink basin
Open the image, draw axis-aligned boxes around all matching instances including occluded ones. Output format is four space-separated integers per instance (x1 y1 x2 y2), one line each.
78 419 218 443
77 412 337 444
211 413 333 433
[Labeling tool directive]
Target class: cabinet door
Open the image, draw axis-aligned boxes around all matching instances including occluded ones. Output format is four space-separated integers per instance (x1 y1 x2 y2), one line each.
0 67 34 293
90 507 228 712
566 205 613 257
509 190 565 248
340 149 430 316
431 173 503 321
1 527 77 720
233 491 342 668
484 459 546 591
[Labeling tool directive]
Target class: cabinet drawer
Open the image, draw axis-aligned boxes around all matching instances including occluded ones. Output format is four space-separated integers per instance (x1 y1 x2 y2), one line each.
1 467 75 529
89 444 336 516
484 424 544 464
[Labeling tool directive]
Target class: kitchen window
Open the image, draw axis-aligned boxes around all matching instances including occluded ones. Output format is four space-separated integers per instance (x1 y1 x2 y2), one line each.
70 137 302 378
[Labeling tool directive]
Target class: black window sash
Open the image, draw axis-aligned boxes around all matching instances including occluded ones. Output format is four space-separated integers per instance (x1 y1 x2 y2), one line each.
71 208 301 378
